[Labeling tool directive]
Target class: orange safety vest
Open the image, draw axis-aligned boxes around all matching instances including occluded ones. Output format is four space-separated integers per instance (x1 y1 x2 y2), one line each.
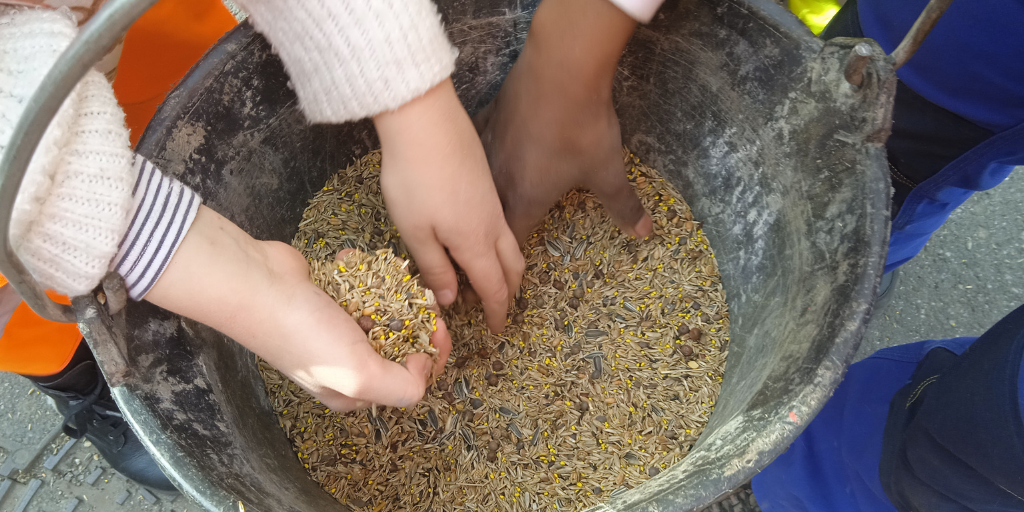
0 0 236 377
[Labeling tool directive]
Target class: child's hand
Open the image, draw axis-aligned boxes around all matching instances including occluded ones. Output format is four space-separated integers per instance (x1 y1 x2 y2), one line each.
146 206 452 412
473 0 653 245
374 78 524 334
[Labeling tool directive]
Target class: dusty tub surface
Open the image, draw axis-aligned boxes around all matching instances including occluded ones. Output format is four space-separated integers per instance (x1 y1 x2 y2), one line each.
76 0 893 510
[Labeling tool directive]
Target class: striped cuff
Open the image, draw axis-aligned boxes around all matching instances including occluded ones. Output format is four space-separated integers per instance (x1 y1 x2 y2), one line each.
111 155 201 301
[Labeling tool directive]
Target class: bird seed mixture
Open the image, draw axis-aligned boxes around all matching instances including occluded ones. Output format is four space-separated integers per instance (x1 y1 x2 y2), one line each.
310 250 439 364
258 149 730 512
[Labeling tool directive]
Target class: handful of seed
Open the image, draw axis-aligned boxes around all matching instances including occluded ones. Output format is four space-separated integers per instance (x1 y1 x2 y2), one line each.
310 250 438 364
260 149 729 512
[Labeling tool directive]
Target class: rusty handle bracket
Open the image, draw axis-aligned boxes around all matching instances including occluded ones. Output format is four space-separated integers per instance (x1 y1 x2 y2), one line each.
844 43 874 88
890 0 955 70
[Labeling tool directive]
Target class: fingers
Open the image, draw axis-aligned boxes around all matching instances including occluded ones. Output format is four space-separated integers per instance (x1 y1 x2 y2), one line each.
335 248 358 261
452 246 512 333
496 230 525 304
338 342 431 408
592 160 653 238
403 235 459 306
313 390 370 413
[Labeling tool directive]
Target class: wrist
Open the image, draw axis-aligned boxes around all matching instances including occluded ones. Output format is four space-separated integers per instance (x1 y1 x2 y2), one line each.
524 0 637 94
373 78 465 153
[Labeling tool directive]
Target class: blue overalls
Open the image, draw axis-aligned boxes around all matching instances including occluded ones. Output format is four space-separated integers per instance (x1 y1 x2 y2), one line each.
862 0 1024 272
751 0 1024 510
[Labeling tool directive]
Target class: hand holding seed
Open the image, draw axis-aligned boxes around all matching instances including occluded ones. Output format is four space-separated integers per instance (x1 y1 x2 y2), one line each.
145 206 450 414
326 248 450 373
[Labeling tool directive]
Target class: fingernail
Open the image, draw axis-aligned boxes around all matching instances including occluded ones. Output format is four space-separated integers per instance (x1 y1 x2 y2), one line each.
437 288 456 305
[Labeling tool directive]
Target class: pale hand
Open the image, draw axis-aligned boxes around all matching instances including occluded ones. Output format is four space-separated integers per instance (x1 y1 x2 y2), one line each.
374 78 524 333
146 206 452 413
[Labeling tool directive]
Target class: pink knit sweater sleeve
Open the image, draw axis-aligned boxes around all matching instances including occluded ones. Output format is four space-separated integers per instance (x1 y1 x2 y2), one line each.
607 0 665 22
232 0 458 124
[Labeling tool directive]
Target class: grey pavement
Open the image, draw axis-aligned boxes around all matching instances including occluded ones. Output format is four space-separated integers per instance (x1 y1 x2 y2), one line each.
0 170 1019 511
859 168 1024 359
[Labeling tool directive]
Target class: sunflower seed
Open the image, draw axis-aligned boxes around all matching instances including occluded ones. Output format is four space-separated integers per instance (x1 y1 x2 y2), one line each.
564 320 576 337
611 486 631 497
590 357 604 380
584 329 608 340
497 406 518 418
426 408 439 430
573 240 586 259
623 452 642 465
531 424 543 446
566 223 576 240
454 376 470 399
545 239 563 257
508 421 525 439
459 427 475 449
623 301 639 314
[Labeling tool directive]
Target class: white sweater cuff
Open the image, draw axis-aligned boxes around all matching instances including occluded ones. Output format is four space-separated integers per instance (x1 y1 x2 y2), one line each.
234 0 458 124
110 156 200 301
607 0 665 22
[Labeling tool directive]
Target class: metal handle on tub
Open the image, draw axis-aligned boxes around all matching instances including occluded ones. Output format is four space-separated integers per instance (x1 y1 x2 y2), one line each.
0 0 160 322
844 0 954 87
890 0 955 70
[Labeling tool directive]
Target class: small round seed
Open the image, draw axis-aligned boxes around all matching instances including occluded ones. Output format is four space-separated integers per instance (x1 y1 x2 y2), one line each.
357 315 375 333
516 298 528 311
491 360 505 372
471 398 484 409
680 344 693 356
388 318 404 331
572 288 584 299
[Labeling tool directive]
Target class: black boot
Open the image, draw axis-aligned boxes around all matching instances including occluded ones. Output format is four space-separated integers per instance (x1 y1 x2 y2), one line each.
28 342 177 493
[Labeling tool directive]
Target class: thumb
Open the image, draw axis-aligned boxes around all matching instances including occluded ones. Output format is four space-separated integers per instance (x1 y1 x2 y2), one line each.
591 161 653 238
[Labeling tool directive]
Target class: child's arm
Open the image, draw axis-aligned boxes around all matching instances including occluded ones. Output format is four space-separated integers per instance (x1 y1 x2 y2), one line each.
475 0 664 243
145 206 452 412
235 0 524 331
